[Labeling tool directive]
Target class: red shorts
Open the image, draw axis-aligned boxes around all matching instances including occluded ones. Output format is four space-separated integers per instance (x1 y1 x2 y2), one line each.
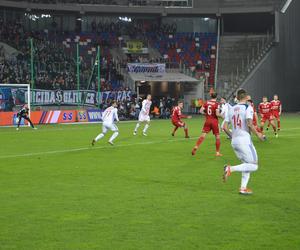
261 114 274 123
273 112 280 119
172 120 185 128
202 119 219 135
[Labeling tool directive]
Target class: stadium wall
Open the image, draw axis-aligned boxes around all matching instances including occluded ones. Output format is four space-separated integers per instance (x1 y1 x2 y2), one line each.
241 0 300 112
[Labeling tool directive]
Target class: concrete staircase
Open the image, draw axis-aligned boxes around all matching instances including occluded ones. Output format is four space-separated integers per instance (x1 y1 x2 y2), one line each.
194 0 283 9
217 34 274 99
110 47 127 62
0 41 21 59
148 47 162 61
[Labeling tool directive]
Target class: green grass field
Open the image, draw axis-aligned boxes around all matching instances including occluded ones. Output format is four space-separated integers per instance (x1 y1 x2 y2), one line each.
0 114 300 250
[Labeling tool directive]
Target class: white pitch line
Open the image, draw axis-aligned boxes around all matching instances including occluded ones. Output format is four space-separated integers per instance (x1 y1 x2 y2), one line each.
0 137 198 159
0 120 171 134
1 131 299 159
1 123 299 135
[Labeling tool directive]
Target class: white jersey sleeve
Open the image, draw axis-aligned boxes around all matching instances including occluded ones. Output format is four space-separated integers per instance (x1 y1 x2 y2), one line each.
224 105 231 123
141 100 147 113
246 105 254 120
113 107 119 122
221 103 229 117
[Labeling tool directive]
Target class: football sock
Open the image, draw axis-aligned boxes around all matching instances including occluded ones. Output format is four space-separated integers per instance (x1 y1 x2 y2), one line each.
221 120 225 131
134 123 140 132
231 163 258 172
17 117 21 128
195 136 205 148
27 118 35 128
143 124 149 133
172 126 179 135
216 138 221 152
278 120 280 129
272 124 277 133
109 132 119 143
241 172 250 189
95 133 105 142
184 128 189 137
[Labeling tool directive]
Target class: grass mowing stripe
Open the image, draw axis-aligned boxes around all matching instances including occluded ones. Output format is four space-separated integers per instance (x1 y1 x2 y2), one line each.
1 130 299 159
0 136 198 159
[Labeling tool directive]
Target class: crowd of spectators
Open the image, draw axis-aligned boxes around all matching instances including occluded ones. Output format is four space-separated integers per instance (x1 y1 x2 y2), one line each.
0 18 124 91
0 17 197 119
0 17 180 91
91 19 176 40
101 96 175 121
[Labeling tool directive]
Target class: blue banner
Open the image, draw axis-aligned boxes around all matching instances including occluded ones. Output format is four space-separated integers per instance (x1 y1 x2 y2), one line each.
87 109 102 122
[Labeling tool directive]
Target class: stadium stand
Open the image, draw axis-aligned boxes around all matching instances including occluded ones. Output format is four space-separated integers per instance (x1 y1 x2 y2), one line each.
1 0 192 7
217 34 274 98
0 16 217 90
147 32 217 85
0 18 125 91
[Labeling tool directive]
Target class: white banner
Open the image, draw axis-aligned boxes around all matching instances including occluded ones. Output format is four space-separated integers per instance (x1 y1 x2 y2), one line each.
25 89 133 106
127 63 166 73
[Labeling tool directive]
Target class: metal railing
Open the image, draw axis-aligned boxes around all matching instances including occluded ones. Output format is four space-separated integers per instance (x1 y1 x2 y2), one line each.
219 30 275 99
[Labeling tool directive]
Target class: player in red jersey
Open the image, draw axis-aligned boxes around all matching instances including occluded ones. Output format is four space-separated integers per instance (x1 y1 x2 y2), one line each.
268 94 282 131
171 100 192 138
192 93 222 157
247 95 262 133
258 96 278 137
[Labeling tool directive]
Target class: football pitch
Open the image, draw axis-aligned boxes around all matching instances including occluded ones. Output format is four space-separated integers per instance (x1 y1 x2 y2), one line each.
0 114 299 250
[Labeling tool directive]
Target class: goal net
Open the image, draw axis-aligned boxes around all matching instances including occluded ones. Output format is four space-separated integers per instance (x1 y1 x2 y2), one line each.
0 84 31 126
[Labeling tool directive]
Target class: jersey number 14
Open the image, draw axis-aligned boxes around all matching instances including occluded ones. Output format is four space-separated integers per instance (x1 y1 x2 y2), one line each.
232 114 242 129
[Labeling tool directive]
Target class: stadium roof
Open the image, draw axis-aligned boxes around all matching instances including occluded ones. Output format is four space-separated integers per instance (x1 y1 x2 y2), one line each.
129 73 199 83
0 0 284 14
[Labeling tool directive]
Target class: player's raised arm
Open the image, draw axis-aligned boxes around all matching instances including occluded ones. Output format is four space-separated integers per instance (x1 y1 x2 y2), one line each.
200 105 205 115
223 121 232 139
216 107 222 118
247 119 264 141
246 106 264 141
258 103 264 118
254 110 259 125
279 102 282 115
223 110 232 138
180 113 192 119
141 100 146 113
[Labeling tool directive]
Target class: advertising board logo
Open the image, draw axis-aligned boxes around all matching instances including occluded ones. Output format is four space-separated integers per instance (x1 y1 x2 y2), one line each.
87 109 102 122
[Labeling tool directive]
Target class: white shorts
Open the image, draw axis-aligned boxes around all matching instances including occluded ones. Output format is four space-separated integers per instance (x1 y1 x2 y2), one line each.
232 143 258 164
138 114 150 122
102 122 118 134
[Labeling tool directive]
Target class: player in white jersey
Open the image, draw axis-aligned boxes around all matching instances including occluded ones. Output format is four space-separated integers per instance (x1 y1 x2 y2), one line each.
92 101 119 146
223 89 265 195
133 94 152 136
220 97 231 131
